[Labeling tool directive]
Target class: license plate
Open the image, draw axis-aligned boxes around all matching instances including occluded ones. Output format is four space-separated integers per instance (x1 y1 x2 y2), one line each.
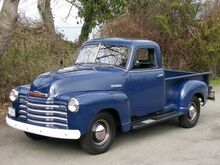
8 107 16 117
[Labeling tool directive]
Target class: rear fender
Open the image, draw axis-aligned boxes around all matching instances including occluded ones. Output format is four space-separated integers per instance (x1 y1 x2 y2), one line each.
179 80 208 113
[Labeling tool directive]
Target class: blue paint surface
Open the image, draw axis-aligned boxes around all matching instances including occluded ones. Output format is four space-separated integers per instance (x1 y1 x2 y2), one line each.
11 38 212 135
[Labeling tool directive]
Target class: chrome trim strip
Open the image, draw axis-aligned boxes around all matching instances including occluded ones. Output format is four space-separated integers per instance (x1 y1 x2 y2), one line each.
19 115 27 118
27 119 68 127
19 105 27 108
27 113 67 121
111 84 123 88
18 110 27 114
6 117 80 139
27 102 60 108
156 73 164 78
27 108 67 115
128 68 163 73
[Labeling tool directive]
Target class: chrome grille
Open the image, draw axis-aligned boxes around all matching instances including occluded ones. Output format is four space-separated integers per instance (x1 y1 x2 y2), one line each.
17 96 68 129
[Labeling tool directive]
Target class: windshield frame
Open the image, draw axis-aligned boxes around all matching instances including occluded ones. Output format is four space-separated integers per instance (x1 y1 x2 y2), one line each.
75 43 131 70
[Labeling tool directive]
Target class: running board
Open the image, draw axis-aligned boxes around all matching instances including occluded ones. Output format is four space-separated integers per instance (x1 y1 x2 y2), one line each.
131 111 183 130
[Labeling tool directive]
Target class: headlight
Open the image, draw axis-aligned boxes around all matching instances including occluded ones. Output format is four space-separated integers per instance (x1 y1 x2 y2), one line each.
68 98 79 112
9 89 18 102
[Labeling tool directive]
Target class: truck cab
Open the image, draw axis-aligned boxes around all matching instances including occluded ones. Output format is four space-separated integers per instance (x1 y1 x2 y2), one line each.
6 38 215 154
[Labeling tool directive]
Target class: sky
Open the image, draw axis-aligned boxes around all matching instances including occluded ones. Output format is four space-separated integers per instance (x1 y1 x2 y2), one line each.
0 0 82 41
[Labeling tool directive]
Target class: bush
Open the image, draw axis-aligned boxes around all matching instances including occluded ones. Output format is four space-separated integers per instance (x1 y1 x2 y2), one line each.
0 20 77 103
100 0 220 75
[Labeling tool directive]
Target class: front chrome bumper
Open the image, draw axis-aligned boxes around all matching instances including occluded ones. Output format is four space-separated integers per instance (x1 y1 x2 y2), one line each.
6 116 81 139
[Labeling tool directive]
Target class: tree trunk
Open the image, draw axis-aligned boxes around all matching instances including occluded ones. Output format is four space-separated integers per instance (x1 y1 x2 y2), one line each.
38 0 55 34
0 0 20 57
78 19 93 44
78 10 94 44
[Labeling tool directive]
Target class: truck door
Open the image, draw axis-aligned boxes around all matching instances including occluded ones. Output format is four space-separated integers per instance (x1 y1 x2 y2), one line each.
128 47 165 116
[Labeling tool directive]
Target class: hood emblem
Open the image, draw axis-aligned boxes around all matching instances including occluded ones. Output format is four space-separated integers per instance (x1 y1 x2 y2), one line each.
29 91 48 98
111 84 123 88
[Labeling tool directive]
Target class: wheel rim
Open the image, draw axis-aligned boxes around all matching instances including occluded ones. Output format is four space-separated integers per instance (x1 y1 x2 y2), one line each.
188 102 197 121
91 119 111 146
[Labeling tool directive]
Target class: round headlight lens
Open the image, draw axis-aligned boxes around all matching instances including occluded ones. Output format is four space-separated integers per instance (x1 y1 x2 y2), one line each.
68 98 79 112
9 89 18 102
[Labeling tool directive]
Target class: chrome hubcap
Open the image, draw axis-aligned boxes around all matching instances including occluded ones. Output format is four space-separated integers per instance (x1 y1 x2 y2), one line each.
188 102 197 121
95 125 106 141
92 119 110 146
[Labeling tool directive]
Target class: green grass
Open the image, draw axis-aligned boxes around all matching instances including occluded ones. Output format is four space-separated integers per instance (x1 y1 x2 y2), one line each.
211 77 220 86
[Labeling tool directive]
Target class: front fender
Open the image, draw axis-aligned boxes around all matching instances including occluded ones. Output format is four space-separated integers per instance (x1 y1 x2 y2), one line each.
62 91 131 135
179 80 208 112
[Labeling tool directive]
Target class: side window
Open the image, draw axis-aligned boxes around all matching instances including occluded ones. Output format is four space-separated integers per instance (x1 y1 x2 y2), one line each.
133 48 156 69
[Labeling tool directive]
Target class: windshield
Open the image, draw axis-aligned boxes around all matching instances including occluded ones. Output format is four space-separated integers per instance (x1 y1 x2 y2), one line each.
75 44 129 68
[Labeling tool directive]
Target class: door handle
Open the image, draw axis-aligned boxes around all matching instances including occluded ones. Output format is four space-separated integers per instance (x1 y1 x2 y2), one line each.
156 74 164 78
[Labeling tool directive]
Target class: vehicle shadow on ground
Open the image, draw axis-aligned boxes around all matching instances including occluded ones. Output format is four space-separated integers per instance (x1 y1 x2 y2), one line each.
114 119 180 145
21 119 181 156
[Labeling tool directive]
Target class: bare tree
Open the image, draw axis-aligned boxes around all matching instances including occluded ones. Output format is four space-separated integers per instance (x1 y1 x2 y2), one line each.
0 0 20 57
38 0 55 34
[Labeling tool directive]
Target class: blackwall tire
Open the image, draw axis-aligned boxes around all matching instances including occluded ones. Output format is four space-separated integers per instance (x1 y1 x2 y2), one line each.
80 112 116 155
179 96 200 128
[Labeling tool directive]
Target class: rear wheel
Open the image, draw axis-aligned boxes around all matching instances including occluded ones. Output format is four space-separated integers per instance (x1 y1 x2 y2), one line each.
179 96 200 128
24 132 49 140
80 112 116 155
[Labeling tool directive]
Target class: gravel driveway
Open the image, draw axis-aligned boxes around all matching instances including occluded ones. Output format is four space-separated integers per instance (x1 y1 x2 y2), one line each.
0 87 220 165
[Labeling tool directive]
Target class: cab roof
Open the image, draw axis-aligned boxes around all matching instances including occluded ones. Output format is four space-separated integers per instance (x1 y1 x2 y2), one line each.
83 38 162 69
83 38 160 49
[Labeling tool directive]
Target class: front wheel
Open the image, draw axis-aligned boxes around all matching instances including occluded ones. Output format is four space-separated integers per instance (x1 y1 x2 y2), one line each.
80 112 116 155
179 96 200 128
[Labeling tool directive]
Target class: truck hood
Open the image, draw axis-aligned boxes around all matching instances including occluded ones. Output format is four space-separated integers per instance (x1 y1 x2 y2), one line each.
30 65 126 96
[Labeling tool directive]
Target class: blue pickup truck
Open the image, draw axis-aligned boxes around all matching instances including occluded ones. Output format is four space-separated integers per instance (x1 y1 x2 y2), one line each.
6 38 215 154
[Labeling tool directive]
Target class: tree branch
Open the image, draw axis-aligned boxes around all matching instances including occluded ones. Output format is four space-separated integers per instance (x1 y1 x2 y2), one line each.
65 0 81 9
65 3 74 21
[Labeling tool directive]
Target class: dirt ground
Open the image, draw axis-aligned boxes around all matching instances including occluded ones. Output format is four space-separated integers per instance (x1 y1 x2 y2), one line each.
0 103 8 124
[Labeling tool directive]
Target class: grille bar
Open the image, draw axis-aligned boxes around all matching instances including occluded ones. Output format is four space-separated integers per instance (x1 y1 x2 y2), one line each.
19 115 27 119
27 119 68 127
18 110 27 115
27 102 61 109
27 113 67 122
17 96 68 129
27 108 67 116
19 105 27 109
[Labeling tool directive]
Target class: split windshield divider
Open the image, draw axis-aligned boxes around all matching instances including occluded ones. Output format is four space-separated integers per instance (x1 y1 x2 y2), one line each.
93 43 102 63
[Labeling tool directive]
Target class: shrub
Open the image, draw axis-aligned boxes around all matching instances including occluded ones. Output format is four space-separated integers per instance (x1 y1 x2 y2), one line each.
100 0 220 75
0 20 77 103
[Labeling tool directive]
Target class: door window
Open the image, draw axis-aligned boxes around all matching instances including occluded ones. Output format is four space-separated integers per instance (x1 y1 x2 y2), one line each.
133 48 156 69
